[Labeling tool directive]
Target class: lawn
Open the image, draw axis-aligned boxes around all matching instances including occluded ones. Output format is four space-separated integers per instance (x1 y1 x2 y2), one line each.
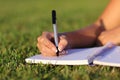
0 0 120 80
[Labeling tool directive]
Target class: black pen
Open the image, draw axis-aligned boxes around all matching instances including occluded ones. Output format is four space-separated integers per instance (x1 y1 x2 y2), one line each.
52 10 59 56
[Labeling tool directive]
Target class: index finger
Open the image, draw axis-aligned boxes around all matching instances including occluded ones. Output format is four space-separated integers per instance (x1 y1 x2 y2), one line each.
37 33 57 53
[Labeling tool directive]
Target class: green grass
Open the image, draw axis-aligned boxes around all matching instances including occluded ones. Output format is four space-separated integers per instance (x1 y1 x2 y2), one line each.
1 0 120 80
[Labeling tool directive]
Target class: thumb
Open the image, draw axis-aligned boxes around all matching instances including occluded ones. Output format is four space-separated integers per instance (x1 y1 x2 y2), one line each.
58 35 68 51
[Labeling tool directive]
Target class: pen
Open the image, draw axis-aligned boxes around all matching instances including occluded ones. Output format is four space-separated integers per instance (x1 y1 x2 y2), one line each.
52 10 59 56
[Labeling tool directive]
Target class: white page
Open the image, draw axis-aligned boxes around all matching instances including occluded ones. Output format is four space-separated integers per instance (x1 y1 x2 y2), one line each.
94 46 120 67
25 47 102 65
87 42 115 64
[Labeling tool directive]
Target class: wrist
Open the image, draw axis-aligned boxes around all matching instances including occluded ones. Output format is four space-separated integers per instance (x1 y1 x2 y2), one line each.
58 32 72 49
92 21 105 36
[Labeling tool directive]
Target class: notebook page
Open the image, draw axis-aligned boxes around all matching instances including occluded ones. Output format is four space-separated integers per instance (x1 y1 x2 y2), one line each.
87 42 115 64
25 47 102 65
93 46 120 67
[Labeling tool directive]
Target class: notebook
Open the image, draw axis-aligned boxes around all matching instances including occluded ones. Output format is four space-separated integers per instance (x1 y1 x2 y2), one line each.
25 43 120 67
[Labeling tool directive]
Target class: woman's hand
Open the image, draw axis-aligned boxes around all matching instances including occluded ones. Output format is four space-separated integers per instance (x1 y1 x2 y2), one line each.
97 27 120 46
37 32 68 56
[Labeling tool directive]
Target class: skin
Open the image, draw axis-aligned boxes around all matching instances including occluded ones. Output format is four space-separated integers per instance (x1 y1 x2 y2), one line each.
37 0 120 56
97 26 120 45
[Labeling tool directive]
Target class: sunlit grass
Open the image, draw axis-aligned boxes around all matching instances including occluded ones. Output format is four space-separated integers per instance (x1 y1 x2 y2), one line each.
1 0 120 80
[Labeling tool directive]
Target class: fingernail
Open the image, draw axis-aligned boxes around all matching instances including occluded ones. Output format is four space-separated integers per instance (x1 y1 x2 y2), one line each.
106 42 116 48
58 47 62 52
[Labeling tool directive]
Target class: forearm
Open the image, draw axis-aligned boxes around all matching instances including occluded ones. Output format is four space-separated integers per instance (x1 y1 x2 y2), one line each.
64 23 104 48
61 0 120 48
95 0 120 30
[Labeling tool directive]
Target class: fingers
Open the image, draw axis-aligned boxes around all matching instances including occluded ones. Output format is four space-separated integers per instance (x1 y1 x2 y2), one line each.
37 32 69 56
37 43 56 56
37 32 57 56
96 31 117 46
58 35 68 51
37 37 56 52
37 39 67 56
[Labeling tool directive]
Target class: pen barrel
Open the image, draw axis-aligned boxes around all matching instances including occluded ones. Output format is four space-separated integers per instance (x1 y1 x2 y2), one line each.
53 24 59 47
52 10 59 56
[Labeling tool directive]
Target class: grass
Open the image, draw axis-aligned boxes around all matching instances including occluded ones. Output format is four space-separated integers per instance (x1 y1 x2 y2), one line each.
0 0 120 80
